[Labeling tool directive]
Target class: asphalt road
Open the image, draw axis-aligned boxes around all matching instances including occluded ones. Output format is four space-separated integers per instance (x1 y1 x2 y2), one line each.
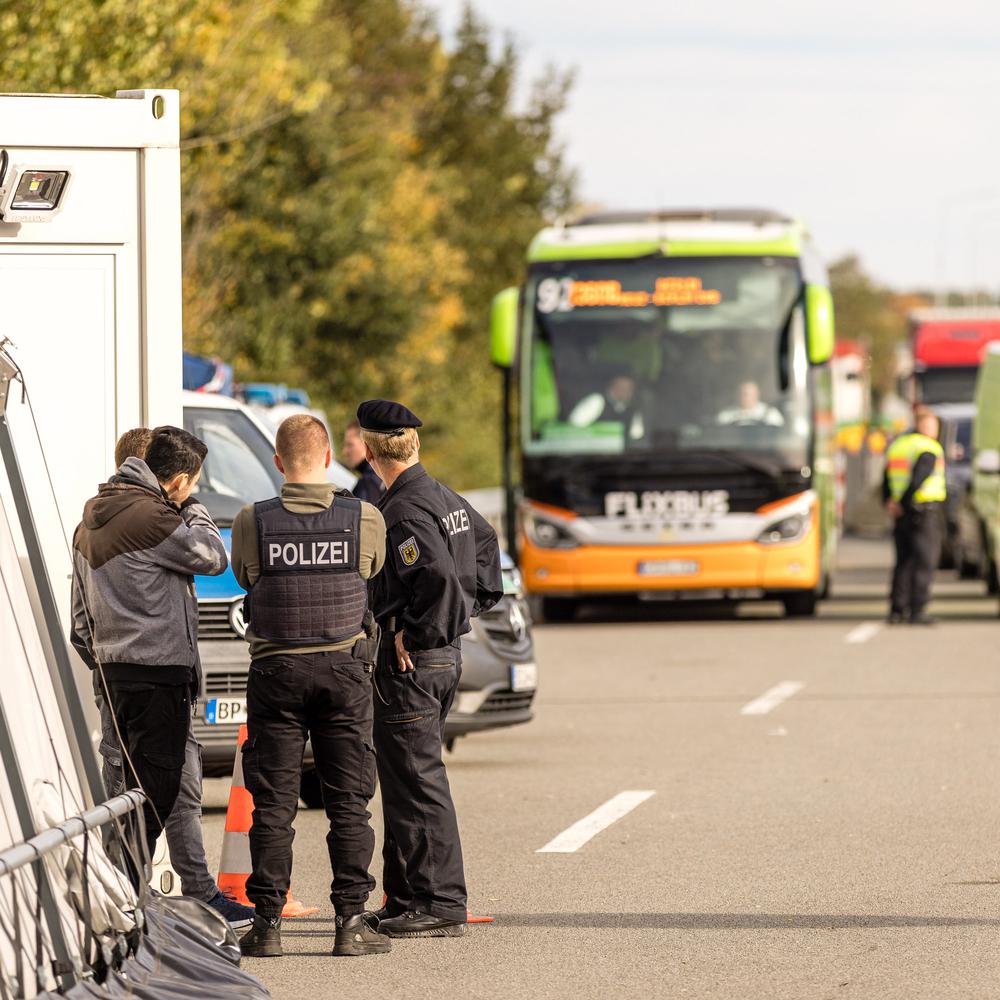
202 536 1000 999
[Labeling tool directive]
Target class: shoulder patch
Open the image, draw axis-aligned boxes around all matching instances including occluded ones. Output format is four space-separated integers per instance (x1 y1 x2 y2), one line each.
397 536 420 566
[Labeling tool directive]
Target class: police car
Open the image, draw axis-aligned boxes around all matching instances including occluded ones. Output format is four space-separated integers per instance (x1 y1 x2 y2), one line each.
183 391 537 803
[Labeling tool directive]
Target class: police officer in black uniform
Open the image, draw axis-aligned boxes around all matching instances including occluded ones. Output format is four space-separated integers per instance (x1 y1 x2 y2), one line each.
357 400 503 939
343 418 386 504
229 414 392 958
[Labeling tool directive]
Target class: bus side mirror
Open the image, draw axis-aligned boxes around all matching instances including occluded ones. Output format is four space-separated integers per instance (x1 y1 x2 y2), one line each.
805 284 835 365
490 287 520 369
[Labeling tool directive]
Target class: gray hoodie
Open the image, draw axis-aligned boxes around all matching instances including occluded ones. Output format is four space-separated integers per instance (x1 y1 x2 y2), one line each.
70 458 227 684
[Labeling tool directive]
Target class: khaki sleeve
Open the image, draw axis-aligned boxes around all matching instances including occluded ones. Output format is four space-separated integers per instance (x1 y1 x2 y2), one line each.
359 503 386 580
230 504 259 591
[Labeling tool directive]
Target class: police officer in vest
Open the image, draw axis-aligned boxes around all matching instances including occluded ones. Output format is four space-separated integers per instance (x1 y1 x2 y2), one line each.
883 406 947 625
230 414 392 958
356 400 503 939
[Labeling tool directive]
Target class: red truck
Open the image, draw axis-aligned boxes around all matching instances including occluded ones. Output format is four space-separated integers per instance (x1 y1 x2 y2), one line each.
909 308 1000 404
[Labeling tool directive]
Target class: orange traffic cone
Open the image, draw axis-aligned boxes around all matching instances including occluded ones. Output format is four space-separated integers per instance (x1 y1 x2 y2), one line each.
217 723 319 919
381 892 494 924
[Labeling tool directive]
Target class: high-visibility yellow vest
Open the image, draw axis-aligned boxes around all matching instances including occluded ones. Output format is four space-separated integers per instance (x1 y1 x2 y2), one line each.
885 432 946 503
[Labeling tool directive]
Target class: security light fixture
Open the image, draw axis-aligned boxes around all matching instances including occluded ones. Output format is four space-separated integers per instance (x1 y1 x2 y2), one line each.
0 157 71 221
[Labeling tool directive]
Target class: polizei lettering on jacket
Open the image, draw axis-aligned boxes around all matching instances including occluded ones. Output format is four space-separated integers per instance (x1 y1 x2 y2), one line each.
441 508 471 535
265 539 353 569
604 490 730 520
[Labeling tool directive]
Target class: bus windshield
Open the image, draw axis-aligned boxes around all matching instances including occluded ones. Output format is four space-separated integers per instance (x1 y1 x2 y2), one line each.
523 256 810 468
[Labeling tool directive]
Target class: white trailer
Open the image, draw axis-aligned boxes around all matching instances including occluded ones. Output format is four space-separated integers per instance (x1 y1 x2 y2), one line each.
0 89 199 997
0 91 183 795
0 89 182 581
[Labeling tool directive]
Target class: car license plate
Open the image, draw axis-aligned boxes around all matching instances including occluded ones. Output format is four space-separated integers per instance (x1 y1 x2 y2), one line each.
638 559 699 577
205 697 247 725
510 662 538 693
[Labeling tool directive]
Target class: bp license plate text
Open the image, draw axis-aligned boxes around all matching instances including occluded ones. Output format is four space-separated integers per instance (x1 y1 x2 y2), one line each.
205 697 247 725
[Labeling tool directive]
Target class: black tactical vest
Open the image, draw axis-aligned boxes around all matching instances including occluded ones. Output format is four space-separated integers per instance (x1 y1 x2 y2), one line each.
246 494 367 645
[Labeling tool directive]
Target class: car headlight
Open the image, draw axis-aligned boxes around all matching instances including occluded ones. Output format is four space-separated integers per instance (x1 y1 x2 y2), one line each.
522 506 579 549
757 512 809 545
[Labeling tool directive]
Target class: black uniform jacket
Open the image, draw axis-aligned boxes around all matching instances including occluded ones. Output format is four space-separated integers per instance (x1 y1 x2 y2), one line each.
351 459 386 504
370 463 503 651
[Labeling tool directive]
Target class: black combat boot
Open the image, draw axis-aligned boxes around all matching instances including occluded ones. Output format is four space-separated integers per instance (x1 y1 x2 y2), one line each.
378 910 466 938
361 905 392 930
239 913 283 958
332 913 392 956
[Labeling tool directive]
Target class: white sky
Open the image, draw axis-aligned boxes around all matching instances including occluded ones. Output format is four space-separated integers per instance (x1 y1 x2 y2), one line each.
434 0 1000 291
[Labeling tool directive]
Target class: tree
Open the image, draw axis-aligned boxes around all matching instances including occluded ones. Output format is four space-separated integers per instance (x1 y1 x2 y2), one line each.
0 0 575 487
829 255 910 412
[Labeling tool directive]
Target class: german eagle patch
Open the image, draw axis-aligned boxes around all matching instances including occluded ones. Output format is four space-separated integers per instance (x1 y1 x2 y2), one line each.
398 536 420 566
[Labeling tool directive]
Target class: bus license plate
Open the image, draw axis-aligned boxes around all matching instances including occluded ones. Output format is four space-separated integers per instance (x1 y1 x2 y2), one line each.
205 697 247 725
638 559 699 577
510 663 538 693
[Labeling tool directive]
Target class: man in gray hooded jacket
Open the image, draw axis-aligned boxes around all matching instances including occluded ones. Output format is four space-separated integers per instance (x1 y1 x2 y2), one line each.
71 426 227 862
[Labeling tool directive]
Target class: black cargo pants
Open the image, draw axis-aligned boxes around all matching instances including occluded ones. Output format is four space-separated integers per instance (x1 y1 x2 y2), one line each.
373 640 467 923
243 650 377 919
890 504 942 617
101 676 189 871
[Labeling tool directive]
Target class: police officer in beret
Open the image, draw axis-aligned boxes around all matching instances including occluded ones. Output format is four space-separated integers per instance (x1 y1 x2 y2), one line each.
357 399 503 939
230 414 392 959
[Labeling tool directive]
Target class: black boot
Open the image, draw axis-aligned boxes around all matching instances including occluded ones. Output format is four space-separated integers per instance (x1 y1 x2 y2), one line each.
378 910 466 938
332 914 392 956
361 906 393 930
239 914 283 958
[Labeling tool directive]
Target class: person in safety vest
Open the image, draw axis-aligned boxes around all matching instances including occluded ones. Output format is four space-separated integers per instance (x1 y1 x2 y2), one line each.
882 406 946 624
230 414 392 959
356 399 503 940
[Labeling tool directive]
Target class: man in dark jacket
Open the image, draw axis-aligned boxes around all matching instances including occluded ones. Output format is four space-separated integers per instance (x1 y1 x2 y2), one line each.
70 426 227 865
358 399 503 940
342 419 385 503
90 428 253 927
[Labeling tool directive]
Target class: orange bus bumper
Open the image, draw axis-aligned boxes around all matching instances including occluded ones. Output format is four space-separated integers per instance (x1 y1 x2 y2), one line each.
522 522 821 596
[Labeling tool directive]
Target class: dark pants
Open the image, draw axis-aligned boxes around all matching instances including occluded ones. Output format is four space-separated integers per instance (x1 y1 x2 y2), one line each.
96 685 217 901
102 678 190 868
243 651 377 919
373 642 467 923
890 505 942 617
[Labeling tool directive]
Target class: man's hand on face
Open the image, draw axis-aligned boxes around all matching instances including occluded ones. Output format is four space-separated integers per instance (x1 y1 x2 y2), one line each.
394 630 415 672
164 469 202 507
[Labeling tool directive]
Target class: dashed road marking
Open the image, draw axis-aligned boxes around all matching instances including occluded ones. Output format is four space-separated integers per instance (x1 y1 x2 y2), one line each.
536 790 656 853
846 623 882 644
740 681 805 716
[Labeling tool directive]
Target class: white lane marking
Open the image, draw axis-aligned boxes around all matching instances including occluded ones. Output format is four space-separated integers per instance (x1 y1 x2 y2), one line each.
846 622 882 644
536 790 655 854
740 681 805 716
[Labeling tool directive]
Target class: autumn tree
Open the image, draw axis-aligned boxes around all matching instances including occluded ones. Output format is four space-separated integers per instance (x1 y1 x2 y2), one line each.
0 0 575 488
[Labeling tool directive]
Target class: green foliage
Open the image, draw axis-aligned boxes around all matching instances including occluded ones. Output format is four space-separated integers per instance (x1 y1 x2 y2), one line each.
829 255 909 408
0 0 574 488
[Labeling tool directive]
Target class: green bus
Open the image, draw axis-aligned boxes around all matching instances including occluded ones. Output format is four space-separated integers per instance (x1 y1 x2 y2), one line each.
490 208 837 620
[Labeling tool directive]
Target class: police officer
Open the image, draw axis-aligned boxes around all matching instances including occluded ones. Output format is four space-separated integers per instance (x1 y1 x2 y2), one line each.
883 406 947 625
342 418 385 503
356 400 503 939
230 414 392 958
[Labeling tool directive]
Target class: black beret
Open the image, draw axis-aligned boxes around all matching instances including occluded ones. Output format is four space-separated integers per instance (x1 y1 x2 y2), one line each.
356 399 422 435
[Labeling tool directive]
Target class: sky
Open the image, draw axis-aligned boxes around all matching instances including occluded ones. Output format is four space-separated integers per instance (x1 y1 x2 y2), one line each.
435 0 1000 291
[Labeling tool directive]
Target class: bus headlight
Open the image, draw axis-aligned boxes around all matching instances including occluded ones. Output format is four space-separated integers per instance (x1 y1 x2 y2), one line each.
757 512 809 545
522 507 579 549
